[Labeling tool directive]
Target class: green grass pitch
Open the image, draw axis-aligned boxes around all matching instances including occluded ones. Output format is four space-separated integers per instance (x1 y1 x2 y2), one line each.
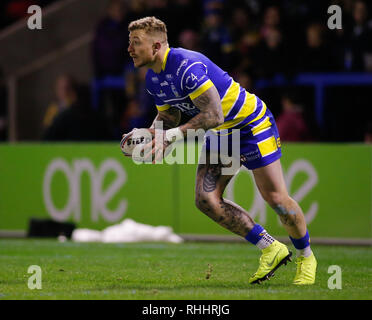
0 239 371 300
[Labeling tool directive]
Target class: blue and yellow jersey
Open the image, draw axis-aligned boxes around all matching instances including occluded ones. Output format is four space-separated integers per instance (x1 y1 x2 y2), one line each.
146 47 269 133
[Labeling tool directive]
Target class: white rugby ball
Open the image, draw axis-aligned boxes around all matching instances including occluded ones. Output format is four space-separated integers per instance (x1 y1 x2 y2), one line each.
120 128 153 161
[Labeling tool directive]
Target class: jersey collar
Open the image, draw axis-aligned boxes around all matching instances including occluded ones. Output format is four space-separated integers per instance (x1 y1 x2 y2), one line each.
161 47 171 71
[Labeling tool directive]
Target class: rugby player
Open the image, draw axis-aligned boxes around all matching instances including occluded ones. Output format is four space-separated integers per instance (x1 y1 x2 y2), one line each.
125 16 317 284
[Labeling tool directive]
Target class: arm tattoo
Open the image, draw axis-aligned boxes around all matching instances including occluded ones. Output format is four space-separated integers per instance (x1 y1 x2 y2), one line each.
194 94 210 106
180 85 224 134
150 108 181 130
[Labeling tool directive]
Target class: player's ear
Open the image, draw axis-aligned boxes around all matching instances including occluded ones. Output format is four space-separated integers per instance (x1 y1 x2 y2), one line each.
153 42 161 54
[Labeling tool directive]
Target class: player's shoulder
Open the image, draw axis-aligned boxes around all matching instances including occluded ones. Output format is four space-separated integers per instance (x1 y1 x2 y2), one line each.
170 47 205 62
169 48 209 88
169 48 207 75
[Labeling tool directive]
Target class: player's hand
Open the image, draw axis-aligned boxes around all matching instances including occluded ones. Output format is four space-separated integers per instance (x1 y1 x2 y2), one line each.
144 128 171 163
121 128 138 139
120 128 138 158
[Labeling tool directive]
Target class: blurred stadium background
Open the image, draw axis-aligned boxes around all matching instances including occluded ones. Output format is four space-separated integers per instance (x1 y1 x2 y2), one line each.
0 0 371 244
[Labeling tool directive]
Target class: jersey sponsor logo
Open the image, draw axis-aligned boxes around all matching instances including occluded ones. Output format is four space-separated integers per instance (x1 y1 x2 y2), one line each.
176 59 189 76
185 73 199 90
180 61 204 90
171 84 180 97
156 90 167 98
160 81 169 87
276 137 281 148
241 149 261 162
199 74 206 82
151 76 159 84
185 82 198 90
185 77 198 90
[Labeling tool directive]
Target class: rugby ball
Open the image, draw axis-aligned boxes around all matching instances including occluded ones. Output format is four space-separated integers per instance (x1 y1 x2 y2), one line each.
120 128 153 161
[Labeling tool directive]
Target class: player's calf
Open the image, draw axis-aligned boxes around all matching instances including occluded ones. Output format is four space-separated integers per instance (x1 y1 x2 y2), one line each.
195 192 220 218
266 195 314 262
263 192 306 237
195 192 256 237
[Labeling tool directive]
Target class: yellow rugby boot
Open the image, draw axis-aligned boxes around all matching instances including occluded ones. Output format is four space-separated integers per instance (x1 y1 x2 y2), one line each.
293 252 317 285
249 240 292 284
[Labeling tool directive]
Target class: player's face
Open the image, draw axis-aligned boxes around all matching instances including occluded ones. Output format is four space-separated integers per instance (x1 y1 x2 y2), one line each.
128 30 155 68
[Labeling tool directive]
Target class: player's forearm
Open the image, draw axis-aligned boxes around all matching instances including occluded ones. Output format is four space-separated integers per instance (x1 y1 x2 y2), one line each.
179 110 223 134
150 108 181 130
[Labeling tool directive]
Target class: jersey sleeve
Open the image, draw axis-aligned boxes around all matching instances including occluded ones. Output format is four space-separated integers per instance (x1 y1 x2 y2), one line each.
180 62 214 100
146 88 171 112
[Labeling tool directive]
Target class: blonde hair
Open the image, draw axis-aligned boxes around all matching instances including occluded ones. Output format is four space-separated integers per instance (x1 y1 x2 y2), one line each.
128 16 168 41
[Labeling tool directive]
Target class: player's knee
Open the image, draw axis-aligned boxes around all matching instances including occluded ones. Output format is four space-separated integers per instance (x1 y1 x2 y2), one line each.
262 191 287 208
263 193 296 217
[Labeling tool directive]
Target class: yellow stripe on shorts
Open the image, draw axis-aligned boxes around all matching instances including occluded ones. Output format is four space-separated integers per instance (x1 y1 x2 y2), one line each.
257 136 278 157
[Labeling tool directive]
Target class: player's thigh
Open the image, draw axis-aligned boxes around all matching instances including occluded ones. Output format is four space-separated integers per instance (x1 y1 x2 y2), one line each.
252 159 288 205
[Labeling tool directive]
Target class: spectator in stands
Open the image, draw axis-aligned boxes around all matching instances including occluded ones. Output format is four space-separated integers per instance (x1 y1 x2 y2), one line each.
43 78 110 141
122 67 155 132
43 74 77 129
92 0 130 140
228 6 260 73
229 7 253 43
203 0 224 15
260 5 281 39
345 0 372 71
253 27 289 78
234 71 253 92
125 0 147 25
145 0 169 21
200 9 233 70
276 91 311 142
233 29 259 73
92 0 129 78
166 0 202 45
299 23 338 72
178 29 201 51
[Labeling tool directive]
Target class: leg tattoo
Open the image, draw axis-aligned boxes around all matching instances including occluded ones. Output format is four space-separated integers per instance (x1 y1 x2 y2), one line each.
274 204 298 227
202 165 220 193
272 199 307 238
196 163 255 237
218 199 255 236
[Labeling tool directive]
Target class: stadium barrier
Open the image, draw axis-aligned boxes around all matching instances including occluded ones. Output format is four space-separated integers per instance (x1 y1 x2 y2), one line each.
0 142 371 240
92 72 372 130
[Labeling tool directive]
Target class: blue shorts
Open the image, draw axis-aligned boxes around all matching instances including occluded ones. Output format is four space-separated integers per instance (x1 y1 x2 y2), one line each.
201 107 282 170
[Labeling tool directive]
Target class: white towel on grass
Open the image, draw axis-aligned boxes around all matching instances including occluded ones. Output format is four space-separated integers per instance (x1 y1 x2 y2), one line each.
71 219 183 244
